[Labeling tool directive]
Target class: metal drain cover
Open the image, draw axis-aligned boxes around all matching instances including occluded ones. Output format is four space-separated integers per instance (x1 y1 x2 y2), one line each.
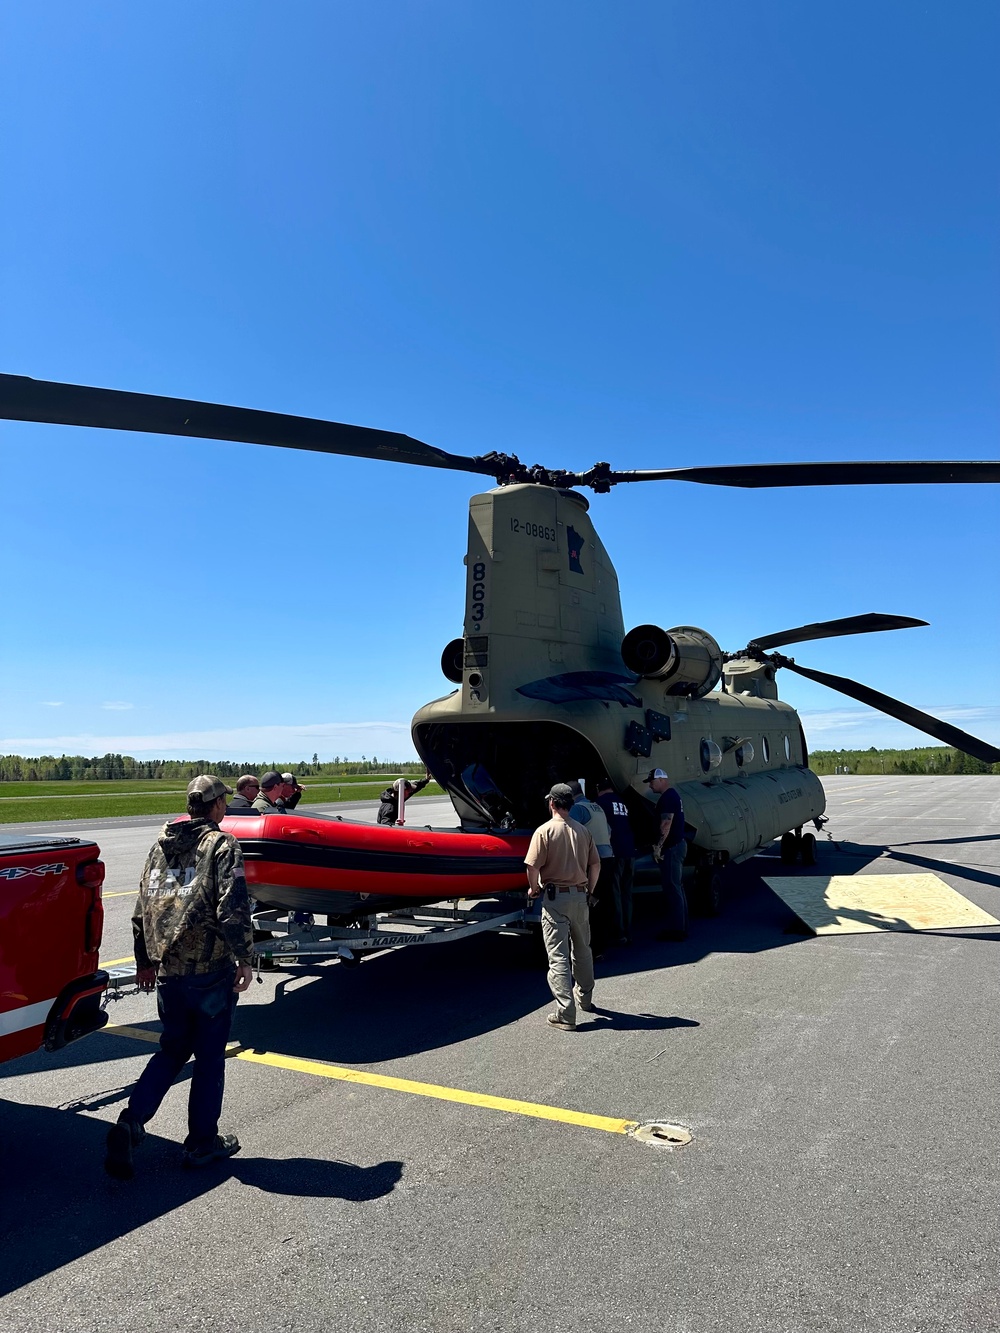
628 1122 693 1148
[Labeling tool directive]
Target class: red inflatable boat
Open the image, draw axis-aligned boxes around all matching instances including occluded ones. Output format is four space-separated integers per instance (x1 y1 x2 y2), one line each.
222 811 531 918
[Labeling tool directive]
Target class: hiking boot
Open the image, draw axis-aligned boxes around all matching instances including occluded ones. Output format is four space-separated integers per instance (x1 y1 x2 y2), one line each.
577 996 595 1013
104 1112 144 1180
182 1134 241 1169
546 1014 577 1032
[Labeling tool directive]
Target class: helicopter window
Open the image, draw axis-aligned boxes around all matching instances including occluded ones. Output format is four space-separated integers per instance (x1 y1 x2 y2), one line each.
761 736 770 764
735 741 754 767
783 734 791 761
700 739 723 773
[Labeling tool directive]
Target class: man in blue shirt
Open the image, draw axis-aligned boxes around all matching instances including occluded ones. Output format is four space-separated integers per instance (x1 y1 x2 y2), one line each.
596 778 636 946
645 768 688 942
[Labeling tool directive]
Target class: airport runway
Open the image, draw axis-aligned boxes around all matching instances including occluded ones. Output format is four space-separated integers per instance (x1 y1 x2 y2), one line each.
2 776 999 1332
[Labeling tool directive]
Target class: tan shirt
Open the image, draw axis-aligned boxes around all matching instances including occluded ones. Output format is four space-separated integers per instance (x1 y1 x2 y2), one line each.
524 816 599 888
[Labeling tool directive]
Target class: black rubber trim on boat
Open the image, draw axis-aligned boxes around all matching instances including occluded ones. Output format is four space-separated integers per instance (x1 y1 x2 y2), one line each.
237 838 525 878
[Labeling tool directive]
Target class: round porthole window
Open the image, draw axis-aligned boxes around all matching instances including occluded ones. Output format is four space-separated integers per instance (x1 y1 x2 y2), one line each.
700 739 723 773
783 734 791 761
736 741 755 768
761 736 770 764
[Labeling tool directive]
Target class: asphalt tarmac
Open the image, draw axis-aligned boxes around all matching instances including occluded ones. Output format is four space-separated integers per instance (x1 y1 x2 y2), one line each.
2 776 999 1332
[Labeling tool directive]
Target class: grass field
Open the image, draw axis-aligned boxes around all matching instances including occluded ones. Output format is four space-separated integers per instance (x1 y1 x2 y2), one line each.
0 778 443 824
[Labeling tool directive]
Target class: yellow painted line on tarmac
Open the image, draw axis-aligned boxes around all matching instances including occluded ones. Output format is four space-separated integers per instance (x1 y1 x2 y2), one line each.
104 1023 243 1053
100 955 135 968
101 1022 636 1134
104 1023 160 1044
237 1048 638 1135
103 890 136 899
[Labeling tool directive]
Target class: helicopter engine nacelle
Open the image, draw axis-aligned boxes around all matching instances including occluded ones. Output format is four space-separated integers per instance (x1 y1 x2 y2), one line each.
441 638 464 684
621 624 723 698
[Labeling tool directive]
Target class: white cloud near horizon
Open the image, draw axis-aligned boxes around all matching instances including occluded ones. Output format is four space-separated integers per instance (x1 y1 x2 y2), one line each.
798 703 1000 747
101 701 134 711
2 705 996 762
41 701 63 708
0 719 416 761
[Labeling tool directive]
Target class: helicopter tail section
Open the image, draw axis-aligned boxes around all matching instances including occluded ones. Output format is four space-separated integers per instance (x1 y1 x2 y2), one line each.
453 484 626 720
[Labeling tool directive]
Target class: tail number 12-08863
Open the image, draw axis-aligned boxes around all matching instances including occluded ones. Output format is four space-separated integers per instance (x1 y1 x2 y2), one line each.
469 562 487 625
510 518 556 541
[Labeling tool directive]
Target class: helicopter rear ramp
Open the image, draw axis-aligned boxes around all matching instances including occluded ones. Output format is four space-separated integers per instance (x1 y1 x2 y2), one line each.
763 872 999 935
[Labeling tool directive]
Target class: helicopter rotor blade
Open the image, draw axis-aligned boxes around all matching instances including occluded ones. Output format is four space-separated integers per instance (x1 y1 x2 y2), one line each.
0 374 499 477
778 659 1000 765
7 375 1000 491
749 613 929 653
603 460 1000 487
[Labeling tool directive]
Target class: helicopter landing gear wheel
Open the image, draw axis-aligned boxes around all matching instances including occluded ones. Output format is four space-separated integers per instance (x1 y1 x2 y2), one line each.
691 863 724 917
780 832 800 864
800 832 817 866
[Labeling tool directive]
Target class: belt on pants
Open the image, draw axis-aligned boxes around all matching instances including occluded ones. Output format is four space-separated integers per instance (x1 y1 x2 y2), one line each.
552 885 588 893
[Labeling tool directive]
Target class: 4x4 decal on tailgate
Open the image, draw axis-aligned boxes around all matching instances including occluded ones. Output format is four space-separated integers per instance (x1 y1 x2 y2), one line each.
0 862 68 880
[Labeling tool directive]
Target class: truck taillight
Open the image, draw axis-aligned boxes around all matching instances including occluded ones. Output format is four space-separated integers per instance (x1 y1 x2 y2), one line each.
77 860 106 890
86 897 105 953
78 860 106 952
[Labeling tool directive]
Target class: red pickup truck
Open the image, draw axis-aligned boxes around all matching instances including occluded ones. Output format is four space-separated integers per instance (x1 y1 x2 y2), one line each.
0 831 109 1064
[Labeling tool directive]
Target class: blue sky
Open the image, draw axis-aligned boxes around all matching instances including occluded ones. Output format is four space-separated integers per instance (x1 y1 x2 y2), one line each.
2 2 997 761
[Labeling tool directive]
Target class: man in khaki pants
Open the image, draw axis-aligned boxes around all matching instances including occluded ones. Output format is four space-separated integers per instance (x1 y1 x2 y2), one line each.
524 783 601 1031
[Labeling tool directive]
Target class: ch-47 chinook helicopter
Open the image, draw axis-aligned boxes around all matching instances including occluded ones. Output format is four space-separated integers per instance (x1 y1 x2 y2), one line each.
3 372 999 911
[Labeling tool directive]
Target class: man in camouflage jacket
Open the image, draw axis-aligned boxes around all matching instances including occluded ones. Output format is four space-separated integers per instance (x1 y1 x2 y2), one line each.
105 775 254 1179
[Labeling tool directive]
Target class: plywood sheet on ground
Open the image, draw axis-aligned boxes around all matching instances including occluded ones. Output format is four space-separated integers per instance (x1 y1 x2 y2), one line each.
762 873 999 935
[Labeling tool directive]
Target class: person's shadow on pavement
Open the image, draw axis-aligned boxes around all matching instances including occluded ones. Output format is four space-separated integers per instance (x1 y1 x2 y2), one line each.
0 1099 404 1298
231 1156 403 1201
581 1010 699 1031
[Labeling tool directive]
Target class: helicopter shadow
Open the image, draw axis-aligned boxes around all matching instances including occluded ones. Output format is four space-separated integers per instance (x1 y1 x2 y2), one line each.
749 831 1000 938
0 1097 402 1297
815 838 1000 894
19 868 834 1076
13 834 984 1083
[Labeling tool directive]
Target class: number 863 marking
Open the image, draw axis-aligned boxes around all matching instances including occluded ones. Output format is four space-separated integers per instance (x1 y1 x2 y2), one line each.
469 561 486 623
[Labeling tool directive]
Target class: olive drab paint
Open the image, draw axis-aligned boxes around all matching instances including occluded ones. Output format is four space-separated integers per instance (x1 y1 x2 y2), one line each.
412 484 825 867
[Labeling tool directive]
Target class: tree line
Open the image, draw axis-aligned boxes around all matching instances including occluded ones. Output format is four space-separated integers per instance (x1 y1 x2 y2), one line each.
809 746 999 776
3 745 994 784
0 753 427 783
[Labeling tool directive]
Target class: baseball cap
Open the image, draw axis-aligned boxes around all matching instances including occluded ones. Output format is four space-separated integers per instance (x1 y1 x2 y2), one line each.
280 772 296 784
186 775 234 802
260 771 282 789
644 768 669 783
546 782 575 802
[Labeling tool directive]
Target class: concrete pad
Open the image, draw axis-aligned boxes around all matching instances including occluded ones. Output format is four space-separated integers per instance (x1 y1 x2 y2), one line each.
763 872 1000 935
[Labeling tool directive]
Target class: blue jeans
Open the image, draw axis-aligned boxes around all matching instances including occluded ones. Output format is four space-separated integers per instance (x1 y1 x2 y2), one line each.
660 842 688 934
127 966 237 1152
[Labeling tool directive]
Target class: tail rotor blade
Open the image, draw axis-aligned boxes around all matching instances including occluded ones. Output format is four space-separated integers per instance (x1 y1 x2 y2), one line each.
750 613 928 652
781 660 1000 765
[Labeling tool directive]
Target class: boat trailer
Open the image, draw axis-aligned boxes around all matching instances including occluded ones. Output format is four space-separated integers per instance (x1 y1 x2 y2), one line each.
104 895 541 995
